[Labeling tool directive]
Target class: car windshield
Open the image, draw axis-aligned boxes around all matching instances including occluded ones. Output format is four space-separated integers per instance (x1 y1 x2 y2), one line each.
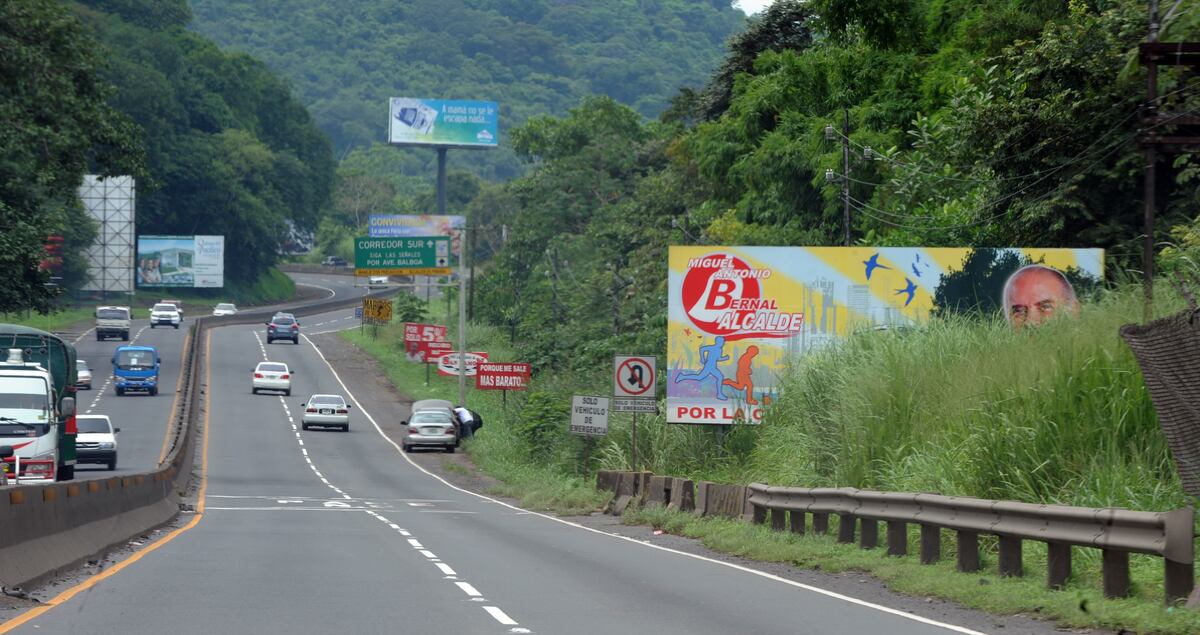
216 304 235 311
77 360 89 370
117 350 155 370
310 395 344 406
153 304 177 312
272 317 295 326
96 308 128 319
76 417 111 434
411 411 451 424
258 363 287 373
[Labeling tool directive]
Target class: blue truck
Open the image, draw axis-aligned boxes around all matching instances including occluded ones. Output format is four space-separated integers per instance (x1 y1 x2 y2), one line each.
112 345 160 396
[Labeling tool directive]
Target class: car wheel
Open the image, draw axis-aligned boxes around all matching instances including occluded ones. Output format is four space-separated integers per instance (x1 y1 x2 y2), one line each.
115 387 124 396
96 333 102 341
342 424 350 432
402 443 411 453
444 445 455 454
123 331 130 340
174 324 179 329
302 423 309 431
284 389 291 397
150 324 155 329
293 338 299 344
149 387 158 396
107 458 117 471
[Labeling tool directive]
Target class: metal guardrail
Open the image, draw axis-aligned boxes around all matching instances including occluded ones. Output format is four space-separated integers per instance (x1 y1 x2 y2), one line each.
747 483 1195 603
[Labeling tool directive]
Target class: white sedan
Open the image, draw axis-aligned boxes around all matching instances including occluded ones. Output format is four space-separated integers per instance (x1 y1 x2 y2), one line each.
212 303 238 316
300 394 351 431
251 362 293 396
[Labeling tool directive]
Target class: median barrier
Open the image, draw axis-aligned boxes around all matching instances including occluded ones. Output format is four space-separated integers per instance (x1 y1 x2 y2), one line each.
0 286 401 589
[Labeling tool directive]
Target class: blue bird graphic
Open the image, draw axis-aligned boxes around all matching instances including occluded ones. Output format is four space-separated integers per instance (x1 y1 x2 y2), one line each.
895 278 918 306
911 262 923 277
863 253 891 280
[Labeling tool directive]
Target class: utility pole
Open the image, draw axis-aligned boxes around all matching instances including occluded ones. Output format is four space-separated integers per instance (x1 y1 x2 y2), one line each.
842 108 851 247
1137 3 1200 320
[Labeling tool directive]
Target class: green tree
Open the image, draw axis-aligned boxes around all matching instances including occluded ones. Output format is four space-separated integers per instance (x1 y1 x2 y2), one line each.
0 0 143 313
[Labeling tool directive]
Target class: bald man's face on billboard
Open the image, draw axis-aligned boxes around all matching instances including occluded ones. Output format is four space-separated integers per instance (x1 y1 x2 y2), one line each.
1004 266 1079 329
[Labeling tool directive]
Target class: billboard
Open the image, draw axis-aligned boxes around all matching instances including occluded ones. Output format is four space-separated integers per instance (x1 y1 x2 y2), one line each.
667 247 1104 425
388 99 498 148
369 215 465 262
136 235 225 288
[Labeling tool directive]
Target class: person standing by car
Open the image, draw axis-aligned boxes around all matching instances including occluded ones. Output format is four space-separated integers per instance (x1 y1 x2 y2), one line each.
453 407 483 439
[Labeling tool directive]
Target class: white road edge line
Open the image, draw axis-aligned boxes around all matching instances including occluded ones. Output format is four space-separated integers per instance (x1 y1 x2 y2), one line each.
301 333 988 635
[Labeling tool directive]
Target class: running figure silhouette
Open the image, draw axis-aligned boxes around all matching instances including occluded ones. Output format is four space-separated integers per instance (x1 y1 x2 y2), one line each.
722 345 759 405
674 336 730 400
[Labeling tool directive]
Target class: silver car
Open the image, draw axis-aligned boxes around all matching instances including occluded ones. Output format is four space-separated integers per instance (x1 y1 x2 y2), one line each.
251 361 293 396
301 394 351 431
76 359 93 390
212 303 238 316
402 409 457 453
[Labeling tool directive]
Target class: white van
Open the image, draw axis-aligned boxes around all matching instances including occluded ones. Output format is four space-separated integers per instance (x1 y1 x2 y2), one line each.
95 306 131 341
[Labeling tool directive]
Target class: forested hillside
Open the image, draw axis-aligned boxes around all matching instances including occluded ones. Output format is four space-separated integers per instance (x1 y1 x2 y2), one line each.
76 0 335 286
188 0 745 179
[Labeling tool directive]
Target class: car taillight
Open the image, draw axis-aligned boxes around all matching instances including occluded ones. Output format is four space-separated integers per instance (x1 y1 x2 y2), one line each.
306 408 317 413
254 373 264 378
280 374 290 379
336 409 348 414
291 324 298 330
408 427 418 434
447 425 456 434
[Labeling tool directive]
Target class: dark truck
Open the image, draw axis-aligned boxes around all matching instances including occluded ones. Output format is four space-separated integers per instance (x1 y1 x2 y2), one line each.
0 324 78 481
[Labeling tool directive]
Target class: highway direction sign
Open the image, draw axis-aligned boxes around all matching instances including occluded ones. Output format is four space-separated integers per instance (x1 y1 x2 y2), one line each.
355 236 451 276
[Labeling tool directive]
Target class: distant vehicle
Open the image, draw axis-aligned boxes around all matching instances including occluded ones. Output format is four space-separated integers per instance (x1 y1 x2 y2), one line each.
94 306 131 341
300 394 351 431
266 314 299 344
112 345 160 396
0 326 79 481
212 303 238 316
401 409 457 453
322 256 347 267
149 303 181 329
159 299 184 315
368 275 389 288
75 414 118 471
252 361 292 396
76 359 92 390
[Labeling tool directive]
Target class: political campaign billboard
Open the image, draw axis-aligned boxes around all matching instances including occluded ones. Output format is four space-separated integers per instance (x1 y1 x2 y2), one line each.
388 98 498 148
667 247 1104 425
136 235 225 288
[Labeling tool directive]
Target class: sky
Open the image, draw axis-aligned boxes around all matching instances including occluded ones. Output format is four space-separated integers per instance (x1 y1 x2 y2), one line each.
735 0 772 14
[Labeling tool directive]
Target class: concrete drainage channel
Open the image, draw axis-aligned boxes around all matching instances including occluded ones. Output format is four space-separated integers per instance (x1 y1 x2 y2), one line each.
0 288 401 590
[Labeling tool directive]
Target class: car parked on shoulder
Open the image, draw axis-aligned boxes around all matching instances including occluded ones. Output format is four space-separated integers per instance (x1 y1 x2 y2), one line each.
75 414 119 470
149 303 181 329
251 361 292 396
300 394 351 431
401 408 457 453
212 303 238 316
266 314 300 344
322 256 347 267
76 359 92 390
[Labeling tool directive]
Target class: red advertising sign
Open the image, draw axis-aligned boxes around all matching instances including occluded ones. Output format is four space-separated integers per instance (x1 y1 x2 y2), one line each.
404 322 447 343
475 362 531 391
406 340 453 363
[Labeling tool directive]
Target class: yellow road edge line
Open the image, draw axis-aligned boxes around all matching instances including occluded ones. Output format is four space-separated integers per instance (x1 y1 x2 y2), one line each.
157 330 192 465
0 330 213 633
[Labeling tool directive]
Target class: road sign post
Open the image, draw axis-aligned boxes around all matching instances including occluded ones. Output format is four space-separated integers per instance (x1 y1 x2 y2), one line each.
613 356 656 471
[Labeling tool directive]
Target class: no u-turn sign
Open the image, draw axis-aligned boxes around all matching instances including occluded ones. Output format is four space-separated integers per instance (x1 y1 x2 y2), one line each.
614 356 656 399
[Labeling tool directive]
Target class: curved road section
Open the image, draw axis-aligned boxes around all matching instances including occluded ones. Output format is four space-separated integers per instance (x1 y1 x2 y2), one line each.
3 299 1003 635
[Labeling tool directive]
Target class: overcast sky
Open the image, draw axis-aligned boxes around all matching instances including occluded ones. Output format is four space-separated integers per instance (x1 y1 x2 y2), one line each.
735 0 772 14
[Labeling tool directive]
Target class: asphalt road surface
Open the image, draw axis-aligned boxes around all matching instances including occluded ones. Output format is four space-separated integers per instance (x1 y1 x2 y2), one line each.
0 302 1031 635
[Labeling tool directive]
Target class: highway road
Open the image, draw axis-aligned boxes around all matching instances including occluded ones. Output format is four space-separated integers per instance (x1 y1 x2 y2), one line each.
0 299 1031 635
58 272 366 482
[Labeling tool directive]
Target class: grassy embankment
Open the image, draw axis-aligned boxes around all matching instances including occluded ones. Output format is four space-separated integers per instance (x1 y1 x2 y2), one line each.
343 286 1200 633
0 268 296 332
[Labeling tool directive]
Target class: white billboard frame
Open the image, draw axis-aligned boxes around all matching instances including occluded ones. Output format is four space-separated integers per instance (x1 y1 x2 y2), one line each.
79 175 135 294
